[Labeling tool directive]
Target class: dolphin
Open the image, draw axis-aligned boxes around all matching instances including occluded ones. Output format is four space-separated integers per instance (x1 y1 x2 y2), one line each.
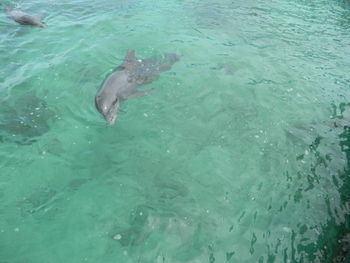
1 5 46 28
95 50 179 124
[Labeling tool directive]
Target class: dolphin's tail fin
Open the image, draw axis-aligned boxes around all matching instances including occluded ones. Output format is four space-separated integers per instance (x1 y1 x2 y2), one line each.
157 53 180 72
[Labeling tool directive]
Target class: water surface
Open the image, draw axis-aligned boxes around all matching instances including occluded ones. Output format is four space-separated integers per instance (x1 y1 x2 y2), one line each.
1 0 350 262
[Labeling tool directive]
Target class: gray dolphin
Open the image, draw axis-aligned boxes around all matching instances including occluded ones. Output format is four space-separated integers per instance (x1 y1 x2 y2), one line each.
95 50 180 124
1 5 46 28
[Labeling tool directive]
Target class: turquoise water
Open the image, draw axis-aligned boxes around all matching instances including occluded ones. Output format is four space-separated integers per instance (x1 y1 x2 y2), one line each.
1 0 350 262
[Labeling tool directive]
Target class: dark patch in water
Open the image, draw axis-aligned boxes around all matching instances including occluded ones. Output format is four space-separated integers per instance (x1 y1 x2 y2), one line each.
188 1 229 29
211 62 236 75
333 234 350 262
19 178 89 219
0 93 56 145
287 103 350 262
20 187 58 216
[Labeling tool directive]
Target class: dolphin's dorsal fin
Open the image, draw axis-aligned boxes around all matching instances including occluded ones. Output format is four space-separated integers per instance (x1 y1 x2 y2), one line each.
124 50 136 62
121 50 139 71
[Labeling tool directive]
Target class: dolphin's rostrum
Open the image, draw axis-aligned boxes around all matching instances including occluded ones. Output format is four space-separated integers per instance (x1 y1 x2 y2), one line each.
95 50 179 125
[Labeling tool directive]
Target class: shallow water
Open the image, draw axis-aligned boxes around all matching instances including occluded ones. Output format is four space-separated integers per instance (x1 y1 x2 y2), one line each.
1 0 350 262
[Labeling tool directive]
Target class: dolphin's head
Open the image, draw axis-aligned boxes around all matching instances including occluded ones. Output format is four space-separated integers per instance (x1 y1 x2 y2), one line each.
95 95 120 125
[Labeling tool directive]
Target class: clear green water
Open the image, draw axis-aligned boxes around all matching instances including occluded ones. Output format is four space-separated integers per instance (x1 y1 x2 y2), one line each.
1 0 350 262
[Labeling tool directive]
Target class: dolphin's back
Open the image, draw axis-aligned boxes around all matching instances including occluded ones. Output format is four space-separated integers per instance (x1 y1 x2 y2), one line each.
13 15 38 25
130 53 180 85
5 9 44 27
8 10 35 24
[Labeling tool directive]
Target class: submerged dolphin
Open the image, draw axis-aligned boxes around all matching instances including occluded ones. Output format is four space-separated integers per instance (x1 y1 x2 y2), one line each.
95 50 179 124
1 5 46 28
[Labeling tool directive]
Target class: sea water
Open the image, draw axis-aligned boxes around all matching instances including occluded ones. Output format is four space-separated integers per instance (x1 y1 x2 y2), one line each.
0 0 350 262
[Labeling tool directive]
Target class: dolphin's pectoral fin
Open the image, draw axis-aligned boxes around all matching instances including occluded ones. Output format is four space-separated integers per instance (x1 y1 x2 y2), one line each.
126 89 154 99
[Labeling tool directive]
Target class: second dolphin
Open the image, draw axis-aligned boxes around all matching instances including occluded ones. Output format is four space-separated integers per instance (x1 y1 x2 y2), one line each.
1 5 46 28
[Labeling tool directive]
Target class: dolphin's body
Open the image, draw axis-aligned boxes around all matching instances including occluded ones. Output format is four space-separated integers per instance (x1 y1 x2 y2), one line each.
95 50 179 124
2 5 46 28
